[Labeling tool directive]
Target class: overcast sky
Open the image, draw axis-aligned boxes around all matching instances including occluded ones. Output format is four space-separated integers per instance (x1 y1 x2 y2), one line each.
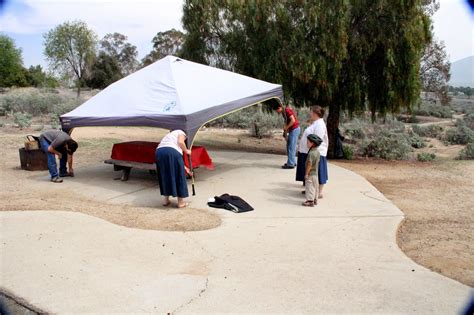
0 0 472 68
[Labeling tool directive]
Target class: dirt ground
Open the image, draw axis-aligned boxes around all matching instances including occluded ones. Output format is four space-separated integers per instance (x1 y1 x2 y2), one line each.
0 126 473 286
0 127 221 232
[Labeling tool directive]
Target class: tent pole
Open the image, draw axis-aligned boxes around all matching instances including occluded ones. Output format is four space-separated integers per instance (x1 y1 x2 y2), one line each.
186 139 196 196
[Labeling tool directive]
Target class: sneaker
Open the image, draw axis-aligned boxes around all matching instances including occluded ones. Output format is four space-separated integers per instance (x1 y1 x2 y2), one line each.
51 177 63 183
281 164 295 169
59 173 72 177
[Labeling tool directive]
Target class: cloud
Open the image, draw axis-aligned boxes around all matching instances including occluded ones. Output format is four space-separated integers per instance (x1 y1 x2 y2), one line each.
0 0 184 58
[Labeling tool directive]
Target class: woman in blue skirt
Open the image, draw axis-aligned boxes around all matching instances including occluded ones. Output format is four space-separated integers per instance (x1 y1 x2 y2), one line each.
311 106 329 198
156 130 192 208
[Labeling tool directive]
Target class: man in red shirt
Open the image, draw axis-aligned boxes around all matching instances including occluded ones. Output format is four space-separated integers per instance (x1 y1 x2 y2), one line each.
276 103 301 169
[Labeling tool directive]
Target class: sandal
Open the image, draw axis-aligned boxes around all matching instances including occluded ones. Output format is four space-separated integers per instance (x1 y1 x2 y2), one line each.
302 200 314 207
177 202 189 208
162 201 171 207
51 177 63 183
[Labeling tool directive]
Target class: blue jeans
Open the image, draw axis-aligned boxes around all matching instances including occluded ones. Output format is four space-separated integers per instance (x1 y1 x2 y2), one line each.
286 127 300 167
40 138 67 179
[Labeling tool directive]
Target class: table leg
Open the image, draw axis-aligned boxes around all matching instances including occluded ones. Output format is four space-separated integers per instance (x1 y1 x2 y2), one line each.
121 167 131 181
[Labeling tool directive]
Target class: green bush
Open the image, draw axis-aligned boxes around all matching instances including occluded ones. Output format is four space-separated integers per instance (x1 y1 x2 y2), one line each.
456 143 474 160
0 88 82 116
343 145 355 160
249 110 280 138
444 124 474 145
417 152 436 162
363 131 412 160
13 112 32 128
413 103 452 118
407 131 426 148
412 124 444 138
462 112 474 130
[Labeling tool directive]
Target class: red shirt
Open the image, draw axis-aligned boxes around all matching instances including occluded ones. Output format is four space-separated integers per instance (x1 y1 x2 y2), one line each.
285 107 299 131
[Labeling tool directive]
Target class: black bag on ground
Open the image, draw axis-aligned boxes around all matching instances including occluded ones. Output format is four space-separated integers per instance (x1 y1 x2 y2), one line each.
207 194 254 213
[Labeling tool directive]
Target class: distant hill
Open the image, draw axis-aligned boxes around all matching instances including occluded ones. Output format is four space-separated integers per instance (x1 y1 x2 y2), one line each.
449 56 474 87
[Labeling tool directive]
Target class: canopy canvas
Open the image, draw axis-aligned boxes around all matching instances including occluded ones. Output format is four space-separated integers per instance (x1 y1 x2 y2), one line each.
61 55 284 145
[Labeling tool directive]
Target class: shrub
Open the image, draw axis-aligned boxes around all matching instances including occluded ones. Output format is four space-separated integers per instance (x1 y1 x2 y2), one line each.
462 112 474 130
13 112 32 128
417 152 436 162
444 125 474 145
343 145 355 160
407 131 426 148
363 131 412 160
412 124 444 138
249 110 280 138
456 143 474 160
413 103 452 118
0 88 83 116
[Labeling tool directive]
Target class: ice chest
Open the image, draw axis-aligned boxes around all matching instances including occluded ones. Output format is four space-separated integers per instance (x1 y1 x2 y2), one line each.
19 148 48 171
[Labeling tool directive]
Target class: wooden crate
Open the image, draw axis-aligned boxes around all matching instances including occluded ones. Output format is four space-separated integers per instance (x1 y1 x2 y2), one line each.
19 148 48 171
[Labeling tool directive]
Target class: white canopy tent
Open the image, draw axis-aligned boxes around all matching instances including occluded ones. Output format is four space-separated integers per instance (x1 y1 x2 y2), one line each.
61 55 284 146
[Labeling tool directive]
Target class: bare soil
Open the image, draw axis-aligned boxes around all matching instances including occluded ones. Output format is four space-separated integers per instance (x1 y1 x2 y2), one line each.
0 127 221 232
1 125 473 286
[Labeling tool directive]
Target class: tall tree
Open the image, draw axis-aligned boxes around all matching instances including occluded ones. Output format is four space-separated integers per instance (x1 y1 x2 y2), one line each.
100 32 138 75
420 39 451 104
142 29 185 66
182 0 432 158
43 21 98 97
326 0 432 156
0 34 28 87
86 52 122 89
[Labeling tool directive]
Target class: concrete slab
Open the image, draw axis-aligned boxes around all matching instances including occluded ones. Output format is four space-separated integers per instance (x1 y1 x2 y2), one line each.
0 151 470 313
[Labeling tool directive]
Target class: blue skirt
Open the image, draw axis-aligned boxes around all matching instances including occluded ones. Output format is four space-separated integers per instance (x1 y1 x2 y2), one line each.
318 156 329 185
156 147 189 198
295 152 308 182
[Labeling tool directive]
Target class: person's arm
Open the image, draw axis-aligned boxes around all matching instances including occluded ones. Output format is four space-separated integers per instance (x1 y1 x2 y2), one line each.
47 145 62 158
67 154 74 176
305 155 312 179
178 134 191 155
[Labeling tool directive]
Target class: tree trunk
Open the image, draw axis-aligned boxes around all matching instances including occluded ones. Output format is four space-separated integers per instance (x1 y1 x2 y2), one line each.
76 85 81 98
326 102 340 159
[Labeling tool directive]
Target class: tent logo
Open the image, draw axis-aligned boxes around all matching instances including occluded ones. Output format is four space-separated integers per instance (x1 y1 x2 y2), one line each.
163 101 176 112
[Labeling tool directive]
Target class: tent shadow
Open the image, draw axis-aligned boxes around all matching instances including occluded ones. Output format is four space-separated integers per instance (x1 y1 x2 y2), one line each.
67 160 245 208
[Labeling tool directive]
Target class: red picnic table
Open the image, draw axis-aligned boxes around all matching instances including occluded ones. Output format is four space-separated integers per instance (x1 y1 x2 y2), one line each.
104 141 214 181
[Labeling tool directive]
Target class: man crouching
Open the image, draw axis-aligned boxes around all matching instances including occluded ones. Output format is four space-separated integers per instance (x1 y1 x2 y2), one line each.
39 130 78 183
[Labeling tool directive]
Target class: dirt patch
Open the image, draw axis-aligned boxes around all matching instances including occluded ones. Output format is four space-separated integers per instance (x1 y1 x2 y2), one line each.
333 159 474 286
0 128 221 232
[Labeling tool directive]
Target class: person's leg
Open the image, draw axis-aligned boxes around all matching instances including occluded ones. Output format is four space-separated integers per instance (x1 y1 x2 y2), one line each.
59 151 68 176
40 139 59 179
314 176 319 204
303 176 315 206
287 127 300 167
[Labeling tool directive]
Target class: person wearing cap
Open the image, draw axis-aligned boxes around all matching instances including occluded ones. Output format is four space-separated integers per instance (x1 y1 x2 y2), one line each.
39 130 78 183
302 134 322 207
275 102 300 169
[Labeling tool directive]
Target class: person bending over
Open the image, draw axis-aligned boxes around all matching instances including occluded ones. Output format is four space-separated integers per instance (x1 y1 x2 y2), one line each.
39 130 78 183
156 129 192 208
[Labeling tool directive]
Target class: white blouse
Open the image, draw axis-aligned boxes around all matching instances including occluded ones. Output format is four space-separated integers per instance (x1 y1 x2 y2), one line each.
157 130 186 155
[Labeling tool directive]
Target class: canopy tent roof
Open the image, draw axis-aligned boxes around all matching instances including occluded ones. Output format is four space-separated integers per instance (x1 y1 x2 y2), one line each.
61 55 283 145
